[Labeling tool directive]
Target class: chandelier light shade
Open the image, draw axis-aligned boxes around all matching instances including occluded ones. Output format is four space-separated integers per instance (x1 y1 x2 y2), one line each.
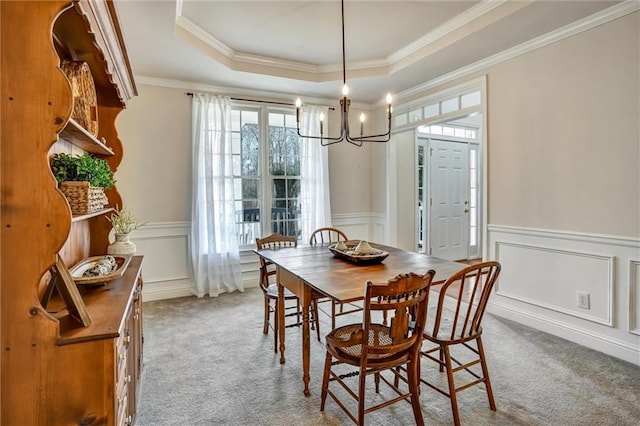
295 0 392 147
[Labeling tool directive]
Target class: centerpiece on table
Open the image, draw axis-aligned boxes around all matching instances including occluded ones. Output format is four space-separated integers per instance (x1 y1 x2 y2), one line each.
106 206 145 255
51 152 114 215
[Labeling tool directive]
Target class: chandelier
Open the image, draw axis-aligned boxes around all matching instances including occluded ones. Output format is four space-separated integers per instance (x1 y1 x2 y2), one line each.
295 0 392 147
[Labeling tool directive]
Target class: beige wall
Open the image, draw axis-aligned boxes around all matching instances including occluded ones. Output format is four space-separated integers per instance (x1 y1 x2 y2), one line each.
116 86 370 222
116 85 192 223
488 12 639 238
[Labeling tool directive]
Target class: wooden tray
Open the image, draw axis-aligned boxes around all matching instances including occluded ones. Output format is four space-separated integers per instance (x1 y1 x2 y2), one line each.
329 241 389 265
69 255 131 285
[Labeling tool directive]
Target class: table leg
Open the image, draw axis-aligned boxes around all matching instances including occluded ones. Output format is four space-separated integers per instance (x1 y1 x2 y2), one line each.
277 267 311 396
278 282 286 364
301 299 310 396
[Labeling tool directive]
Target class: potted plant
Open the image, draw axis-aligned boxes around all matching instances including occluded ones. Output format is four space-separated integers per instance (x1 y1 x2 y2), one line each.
106 206 144 255
51 152 115 215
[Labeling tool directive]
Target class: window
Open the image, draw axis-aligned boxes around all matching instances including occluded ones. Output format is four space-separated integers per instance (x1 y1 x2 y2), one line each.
232 105 302 247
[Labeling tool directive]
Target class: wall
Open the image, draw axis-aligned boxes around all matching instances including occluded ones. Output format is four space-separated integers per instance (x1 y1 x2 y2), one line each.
381 11 640 364
116 85 375 299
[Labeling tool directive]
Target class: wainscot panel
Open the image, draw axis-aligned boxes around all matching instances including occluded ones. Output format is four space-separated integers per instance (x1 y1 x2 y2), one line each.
131 222 193 301
488 225 640 365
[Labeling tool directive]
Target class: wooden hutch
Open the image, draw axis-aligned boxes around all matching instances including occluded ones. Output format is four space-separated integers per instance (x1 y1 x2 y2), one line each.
1 1 140 424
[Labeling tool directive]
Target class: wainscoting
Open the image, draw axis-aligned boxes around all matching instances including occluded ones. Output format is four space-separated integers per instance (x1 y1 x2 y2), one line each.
133 213 380 302
131 222 193 301
132 219 639 364
488 225 640 365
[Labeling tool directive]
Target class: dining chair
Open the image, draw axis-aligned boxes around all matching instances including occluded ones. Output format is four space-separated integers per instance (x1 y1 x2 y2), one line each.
420 261 501 426
255 233 320 352
309 227 364 331
320 270 436 425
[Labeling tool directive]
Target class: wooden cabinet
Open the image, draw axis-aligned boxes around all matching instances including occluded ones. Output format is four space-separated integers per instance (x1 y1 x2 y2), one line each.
1 1 139 424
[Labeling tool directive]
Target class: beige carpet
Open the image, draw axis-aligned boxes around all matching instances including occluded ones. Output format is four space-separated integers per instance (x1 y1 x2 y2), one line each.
134 287 639 425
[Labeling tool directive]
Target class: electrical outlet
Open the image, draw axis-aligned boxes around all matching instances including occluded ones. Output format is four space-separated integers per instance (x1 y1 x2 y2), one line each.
577 292 590 310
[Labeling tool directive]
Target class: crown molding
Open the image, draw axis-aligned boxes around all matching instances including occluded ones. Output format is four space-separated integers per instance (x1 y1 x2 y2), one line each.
144 1 638 110
387 0 509 64
392 0 640 105
173 0 525 83
134 75 339 107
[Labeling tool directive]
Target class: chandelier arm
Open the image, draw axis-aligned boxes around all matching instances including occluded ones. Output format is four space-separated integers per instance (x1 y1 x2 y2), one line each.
346 134 391 144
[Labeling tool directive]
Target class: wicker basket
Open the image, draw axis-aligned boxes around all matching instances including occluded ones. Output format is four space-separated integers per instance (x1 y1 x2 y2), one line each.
59 181 108 215
60 60 99 136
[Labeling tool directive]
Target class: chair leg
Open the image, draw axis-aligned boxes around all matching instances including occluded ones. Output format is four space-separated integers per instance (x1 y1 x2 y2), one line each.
408 357 425 426
313 299 321 342
443 345 461 426
476 336 496 411
263 296 270 335
273 299 279 353
331 301 336 330
320 352 332 411
357 367 367 425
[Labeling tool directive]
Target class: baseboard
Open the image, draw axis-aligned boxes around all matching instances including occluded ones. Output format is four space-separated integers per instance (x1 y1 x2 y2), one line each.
488 299 640 366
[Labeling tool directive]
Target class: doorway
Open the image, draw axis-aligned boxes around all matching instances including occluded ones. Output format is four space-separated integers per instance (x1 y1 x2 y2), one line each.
416 117 482 261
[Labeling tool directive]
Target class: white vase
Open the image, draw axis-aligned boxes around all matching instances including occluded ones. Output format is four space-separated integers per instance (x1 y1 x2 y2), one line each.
107 233 136 255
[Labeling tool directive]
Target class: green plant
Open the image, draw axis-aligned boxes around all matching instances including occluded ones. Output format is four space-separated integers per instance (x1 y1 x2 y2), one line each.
51 152 115 189
106 206 144 234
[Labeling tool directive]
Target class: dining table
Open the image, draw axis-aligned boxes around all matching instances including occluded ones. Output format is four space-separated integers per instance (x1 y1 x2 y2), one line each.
254 241 467 396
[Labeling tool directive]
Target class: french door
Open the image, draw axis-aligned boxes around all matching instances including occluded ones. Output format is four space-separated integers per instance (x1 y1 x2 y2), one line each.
429 139 469 260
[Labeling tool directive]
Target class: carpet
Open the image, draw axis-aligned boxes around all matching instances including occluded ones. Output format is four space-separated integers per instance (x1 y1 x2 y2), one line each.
135 287 640 425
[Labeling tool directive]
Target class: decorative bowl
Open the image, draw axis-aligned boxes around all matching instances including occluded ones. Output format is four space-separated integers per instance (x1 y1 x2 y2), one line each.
69 255 131 285
328 240 389 265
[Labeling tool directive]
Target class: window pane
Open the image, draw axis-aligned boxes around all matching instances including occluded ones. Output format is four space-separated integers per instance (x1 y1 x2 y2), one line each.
231 110 241 131
394 113 408 127
424 103 439 118
272 178 286 199
409 108 422 123
430 125 442 135
242 179 259 201
243 110 258 125
285 114 297 128
242 155 259 176
232 154 241 176
269 112 284 127
461 91 481 108
454 128 465 138
232 133 241 154
287 178 300 198
441 97 459 114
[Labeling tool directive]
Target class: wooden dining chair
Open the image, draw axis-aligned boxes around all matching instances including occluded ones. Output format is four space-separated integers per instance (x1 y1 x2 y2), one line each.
320 270 436 425
309 227 364 331
420 261 501 426
255 233 320 352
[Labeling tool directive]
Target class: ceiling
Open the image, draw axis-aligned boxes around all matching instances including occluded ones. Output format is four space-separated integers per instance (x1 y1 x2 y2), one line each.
115 0 622 105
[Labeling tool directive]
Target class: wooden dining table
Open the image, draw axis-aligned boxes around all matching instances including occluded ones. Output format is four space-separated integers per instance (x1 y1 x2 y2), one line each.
255 241 466 396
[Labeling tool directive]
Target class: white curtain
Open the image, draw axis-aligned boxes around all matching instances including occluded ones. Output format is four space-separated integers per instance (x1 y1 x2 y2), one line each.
299 105 332 243
190 94 243 297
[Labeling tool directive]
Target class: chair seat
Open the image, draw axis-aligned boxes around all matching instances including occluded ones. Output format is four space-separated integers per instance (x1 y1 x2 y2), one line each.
327 323 403 364
265 283 297 299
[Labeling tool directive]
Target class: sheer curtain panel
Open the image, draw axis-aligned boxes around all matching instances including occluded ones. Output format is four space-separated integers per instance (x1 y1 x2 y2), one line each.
191 94 243 297
300 105 332 243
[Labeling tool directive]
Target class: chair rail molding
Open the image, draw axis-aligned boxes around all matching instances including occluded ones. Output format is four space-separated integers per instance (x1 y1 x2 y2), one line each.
487 224 640 365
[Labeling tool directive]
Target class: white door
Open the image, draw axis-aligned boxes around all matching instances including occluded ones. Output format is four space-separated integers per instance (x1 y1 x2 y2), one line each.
429 139 469 260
